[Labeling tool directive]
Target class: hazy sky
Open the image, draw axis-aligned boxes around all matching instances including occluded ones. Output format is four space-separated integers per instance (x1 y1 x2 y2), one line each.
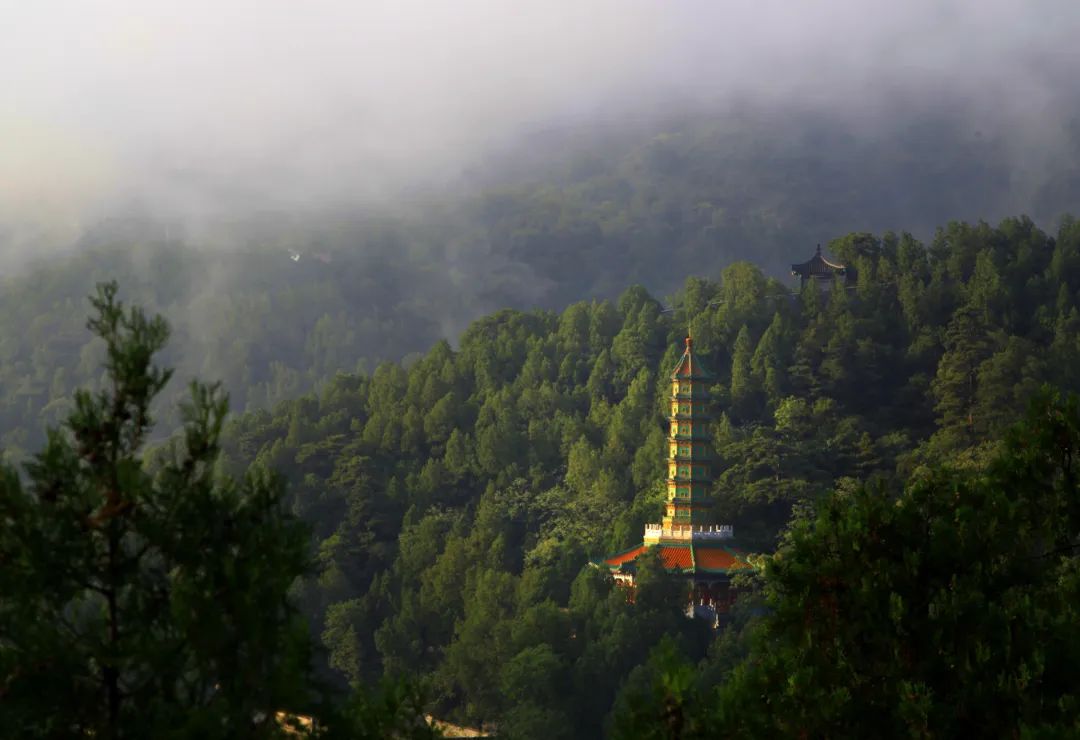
2 1 1079 243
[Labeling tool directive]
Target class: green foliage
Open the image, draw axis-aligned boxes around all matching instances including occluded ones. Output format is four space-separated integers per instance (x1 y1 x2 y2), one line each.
322 677 442 740
11 102 1080 461
609 637 702 740
200 215 1080 736
0 283 314 736
707 390 1080 737
8 210 1080 735
0 284 439 738
0 245 452 462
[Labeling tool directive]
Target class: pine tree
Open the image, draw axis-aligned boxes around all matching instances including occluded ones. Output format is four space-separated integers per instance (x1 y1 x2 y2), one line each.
0 283 314 737
708 391 1080 738
729 325 759 421
931 307 995 450
750 312 788 405
586 349 614 401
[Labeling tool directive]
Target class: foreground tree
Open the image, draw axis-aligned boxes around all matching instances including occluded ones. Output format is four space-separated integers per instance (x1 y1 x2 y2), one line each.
0 283 316 737
707 388 1080 737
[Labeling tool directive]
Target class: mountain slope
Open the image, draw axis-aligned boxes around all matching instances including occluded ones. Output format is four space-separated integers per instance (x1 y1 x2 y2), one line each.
214 215 1080 735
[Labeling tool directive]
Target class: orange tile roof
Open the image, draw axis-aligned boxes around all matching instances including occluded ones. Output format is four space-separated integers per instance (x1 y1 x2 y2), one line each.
694 546 752 572
658 545 694 570
598 542 753 574
602 545 648 568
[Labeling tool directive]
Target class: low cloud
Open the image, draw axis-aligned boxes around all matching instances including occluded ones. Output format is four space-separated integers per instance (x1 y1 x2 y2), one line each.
2 1 1079 250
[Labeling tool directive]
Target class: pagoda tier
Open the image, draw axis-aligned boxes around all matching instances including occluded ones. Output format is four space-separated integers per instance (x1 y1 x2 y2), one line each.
662 336 714 532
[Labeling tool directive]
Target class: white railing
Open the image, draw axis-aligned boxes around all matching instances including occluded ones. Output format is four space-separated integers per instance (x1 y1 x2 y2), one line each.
644 524 734 543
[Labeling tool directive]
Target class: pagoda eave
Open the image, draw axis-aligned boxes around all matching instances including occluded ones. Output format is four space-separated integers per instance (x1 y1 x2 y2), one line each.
594 541 753 576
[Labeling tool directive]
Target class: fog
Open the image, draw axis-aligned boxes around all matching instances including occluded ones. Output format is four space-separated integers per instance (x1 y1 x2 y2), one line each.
2 1 1079 250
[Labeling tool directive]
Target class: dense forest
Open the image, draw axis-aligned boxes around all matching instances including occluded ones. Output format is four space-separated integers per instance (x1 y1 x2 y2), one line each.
8 2 1080 734
6 211 1080 735
209 215 1080 735
5 112 1080 737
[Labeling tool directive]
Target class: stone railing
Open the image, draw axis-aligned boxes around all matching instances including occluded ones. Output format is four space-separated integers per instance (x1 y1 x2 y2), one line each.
644 524 734 543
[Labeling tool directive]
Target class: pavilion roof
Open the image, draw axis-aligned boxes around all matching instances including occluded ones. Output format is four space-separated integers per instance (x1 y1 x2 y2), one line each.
791 244 847 277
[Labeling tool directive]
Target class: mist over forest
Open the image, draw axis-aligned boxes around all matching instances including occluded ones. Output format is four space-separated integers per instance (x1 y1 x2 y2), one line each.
4 3 1080 436
6 2 1080 737
4 95 1080 459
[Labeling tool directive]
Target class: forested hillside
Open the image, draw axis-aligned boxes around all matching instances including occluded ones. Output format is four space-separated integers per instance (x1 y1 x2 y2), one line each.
215 215 1080 736
4 106 1080 461
0 238 448 458
10 3 1080 734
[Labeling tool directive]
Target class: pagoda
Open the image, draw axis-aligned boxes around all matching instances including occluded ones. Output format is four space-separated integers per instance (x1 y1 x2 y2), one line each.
594 336 752 622
790 244 850 288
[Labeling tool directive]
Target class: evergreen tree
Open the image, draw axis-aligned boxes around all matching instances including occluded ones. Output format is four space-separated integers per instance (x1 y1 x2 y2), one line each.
710 390 1080 738
931 307 995 450
728 325 758 421
0 283 314 737
750 312 788 406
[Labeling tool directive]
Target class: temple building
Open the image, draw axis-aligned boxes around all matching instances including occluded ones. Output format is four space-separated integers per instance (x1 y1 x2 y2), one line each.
594 336 752 623
791 244 851 288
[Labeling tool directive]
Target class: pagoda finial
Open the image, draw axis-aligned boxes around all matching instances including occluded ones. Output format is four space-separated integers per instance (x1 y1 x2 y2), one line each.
685 335 693 349
815 243 822 256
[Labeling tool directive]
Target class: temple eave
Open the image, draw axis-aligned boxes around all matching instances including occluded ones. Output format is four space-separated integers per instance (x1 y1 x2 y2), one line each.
596 542 753 575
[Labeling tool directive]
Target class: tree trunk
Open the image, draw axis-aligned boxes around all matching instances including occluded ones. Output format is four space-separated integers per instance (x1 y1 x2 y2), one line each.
105 521 121 736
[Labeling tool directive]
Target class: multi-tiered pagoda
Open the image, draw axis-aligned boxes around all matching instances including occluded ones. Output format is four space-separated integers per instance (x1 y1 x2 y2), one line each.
594 336 752 622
